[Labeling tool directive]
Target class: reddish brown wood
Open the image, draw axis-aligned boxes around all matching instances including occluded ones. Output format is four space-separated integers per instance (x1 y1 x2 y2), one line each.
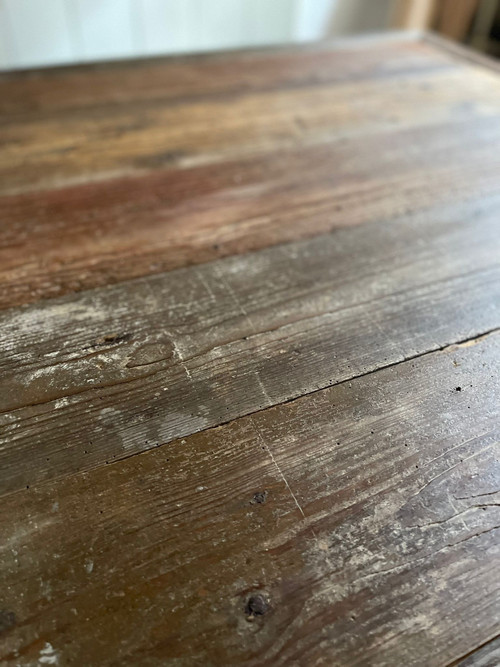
2 35 500 309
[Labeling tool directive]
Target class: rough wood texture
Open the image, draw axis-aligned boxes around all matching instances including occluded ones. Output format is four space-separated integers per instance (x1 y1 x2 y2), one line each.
454 635 500 666
1 33 500 666
2 34 500 309
1 196 500 495
1 333 499 665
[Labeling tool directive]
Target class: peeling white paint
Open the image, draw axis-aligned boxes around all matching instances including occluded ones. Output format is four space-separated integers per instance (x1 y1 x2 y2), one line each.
39 641 58 665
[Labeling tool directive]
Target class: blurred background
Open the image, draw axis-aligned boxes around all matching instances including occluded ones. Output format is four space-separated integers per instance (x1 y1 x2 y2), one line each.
0 0 499 71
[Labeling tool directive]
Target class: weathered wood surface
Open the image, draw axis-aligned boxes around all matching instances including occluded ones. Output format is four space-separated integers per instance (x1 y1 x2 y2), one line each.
4 42 467 196
1 33 500 665
2 35 500 309
1 332 498 666
454 635 500 666
1 194 500 495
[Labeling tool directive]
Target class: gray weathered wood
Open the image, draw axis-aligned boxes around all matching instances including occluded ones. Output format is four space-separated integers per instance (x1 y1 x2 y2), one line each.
1 196 499 495
454 635 500 666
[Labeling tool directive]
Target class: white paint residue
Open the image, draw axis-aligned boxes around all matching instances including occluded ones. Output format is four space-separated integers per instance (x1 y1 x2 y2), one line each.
1 518 54 552
39 642 58 665
99 407 120 417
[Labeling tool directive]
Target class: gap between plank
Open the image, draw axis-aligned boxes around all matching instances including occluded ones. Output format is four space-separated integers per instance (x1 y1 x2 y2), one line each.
444 631 500 667
5 325 499 498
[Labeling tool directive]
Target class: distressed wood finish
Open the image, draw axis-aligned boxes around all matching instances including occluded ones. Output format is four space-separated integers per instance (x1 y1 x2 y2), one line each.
1 33 500 666
2 35 500 309
1 196 500 495
454 636 500 666
1 333 499 666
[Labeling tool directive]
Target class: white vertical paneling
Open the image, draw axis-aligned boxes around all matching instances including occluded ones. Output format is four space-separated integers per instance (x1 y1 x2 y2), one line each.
0 0 350 71
2 0 73 69
241 0 296 46
194 0 246 51
0 1 11 69
293 0 338 42
140 0 296 57
73 0 140 61
139 0 192 55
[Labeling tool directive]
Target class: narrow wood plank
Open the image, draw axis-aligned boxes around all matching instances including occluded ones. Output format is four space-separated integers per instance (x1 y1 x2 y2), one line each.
1 331 498 665
0 37 452 116
3 59 484 197
453 635 500 666
1 195 499 495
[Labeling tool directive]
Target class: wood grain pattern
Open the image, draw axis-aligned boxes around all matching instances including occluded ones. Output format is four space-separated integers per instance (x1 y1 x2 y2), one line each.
1 194 499 495
454 635 500 666
1 115 500 311
2 34 500 665
1 332 498 665
1 35 500 310
0 36 452 116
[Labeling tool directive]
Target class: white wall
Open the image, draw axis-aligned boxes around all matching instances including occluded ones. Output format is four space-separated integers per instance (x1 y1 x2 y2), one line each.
329 0 395 36
0 0 340 71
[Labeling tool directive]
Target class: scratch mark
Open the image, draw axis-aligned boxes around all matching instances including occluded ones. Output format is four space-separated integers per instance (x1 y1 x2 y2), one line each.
424 430 495 468
216 268 277 411
255 373 272 407
350 524 500 585
448 491 468 530
171 338 192 381
249 415 306 521
216 267 259 334
409 503 500 529
456 489 500 500
412 441 498 499
196 269 217 303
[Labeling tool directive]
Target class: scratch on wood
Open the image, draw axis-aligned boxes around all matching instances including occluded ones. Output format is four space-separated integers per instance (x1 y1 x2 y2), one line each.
413 441 498 499
249 415 306 521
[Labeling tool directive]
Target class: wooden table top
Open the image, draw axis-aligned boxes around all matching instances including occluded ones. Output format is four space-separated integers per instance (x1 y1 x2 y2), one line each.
1 32 499 666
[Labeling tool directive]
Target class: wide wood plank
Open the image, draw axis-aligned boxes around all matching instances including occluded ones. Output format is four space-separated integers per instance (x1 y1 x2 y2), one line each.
1 195 499 495
3 62 486 197
0 36 452 117
1 331 498 665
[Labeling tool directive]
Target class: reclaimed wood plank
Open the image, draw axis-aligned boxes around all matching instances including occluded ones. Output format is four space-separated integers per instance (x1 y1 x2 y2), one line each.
1 195 499 495
3 61 487 197
0 36 453 116
0 331 498 665
1 114 500 311
2 36 500 311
